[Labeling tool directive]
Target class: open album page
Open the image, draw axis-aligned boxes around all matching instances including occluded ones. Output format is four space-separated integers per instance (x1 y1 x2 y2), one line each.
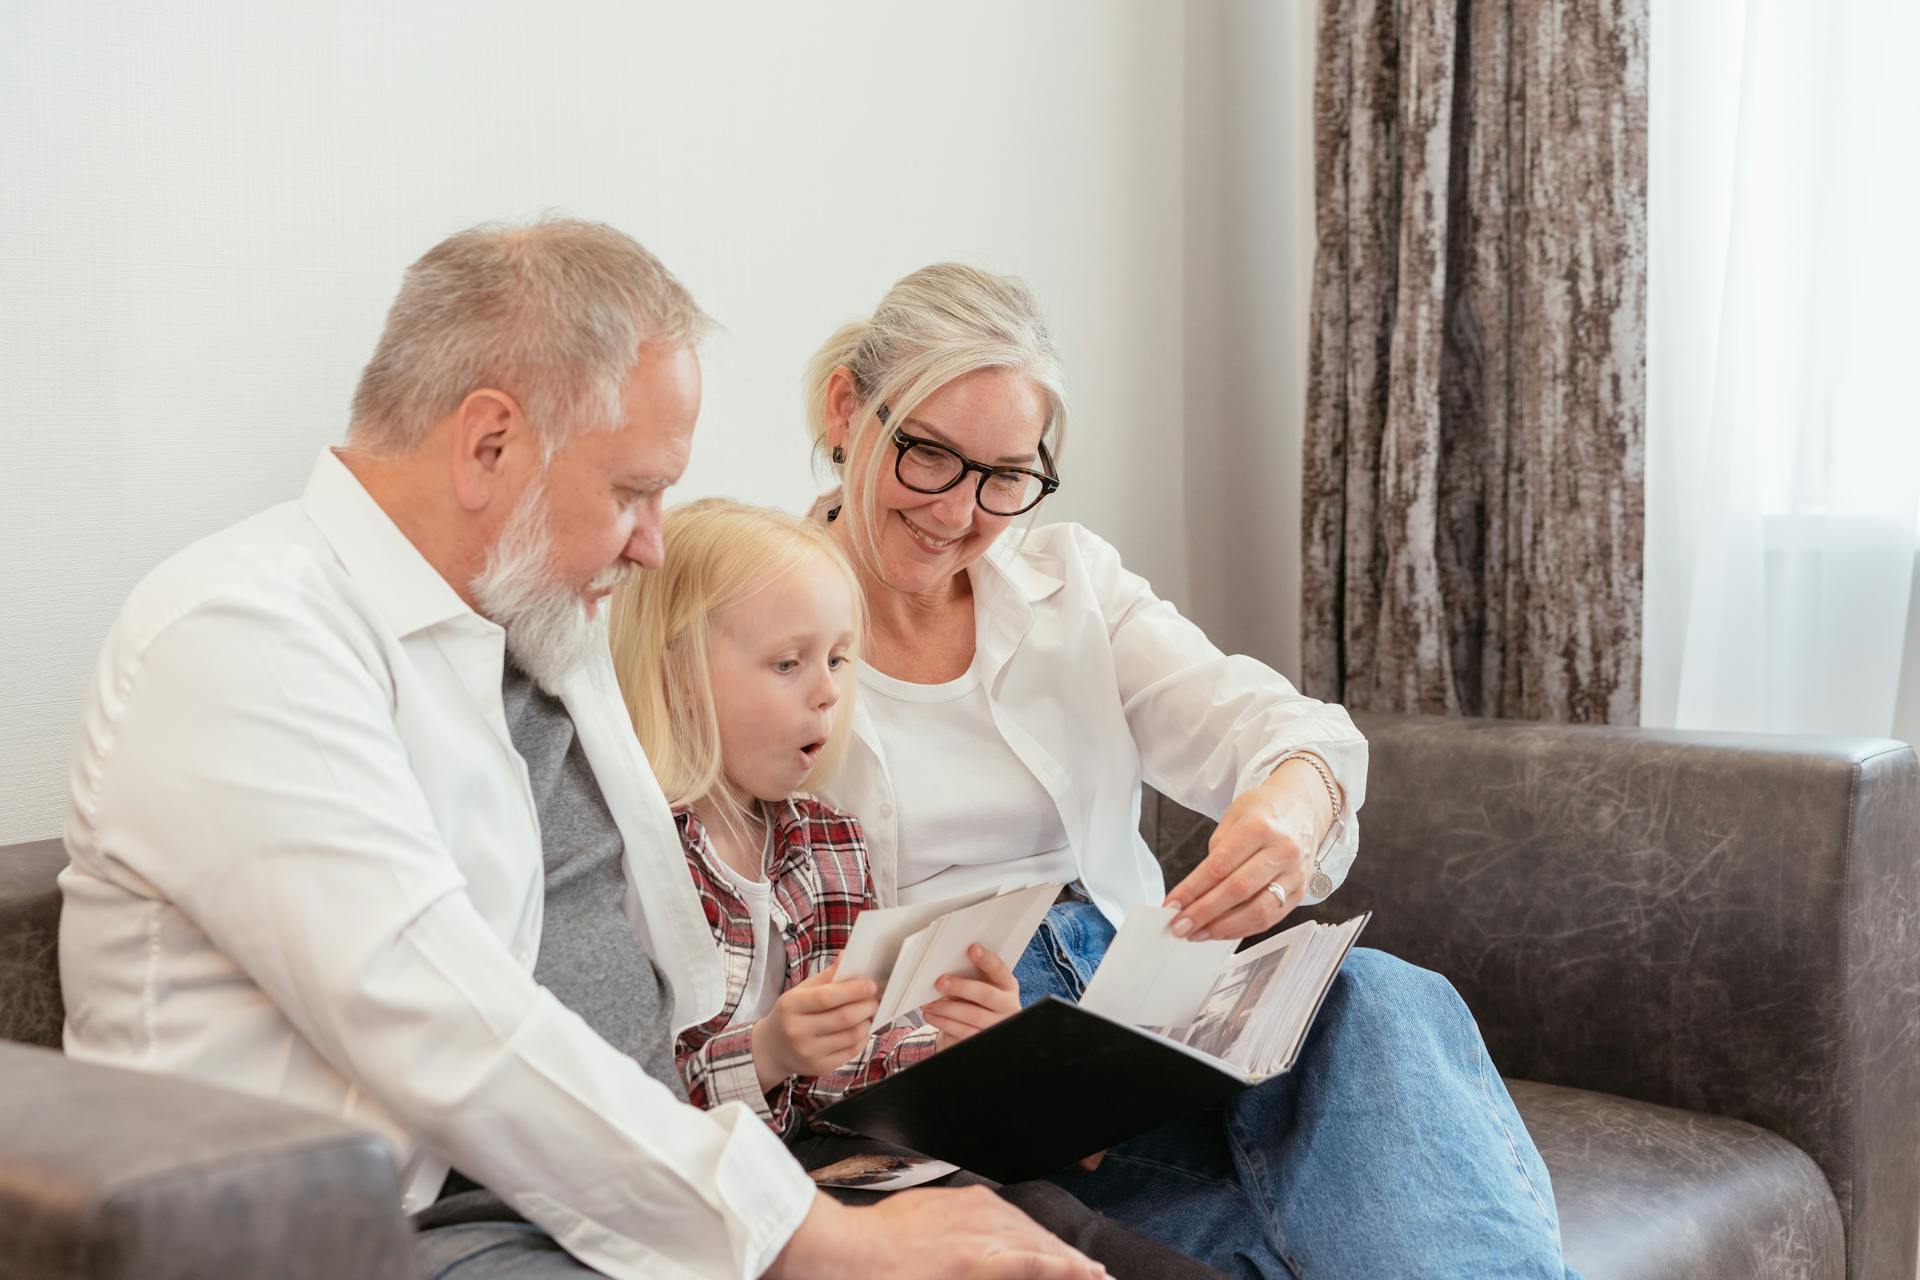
1152 915 1370 1078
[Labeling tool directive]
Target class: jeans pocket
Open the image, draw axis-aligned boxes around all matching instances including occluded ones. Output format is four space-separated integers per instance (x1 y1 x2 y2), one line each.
1014 913 1087 1006
1044 901 1117 997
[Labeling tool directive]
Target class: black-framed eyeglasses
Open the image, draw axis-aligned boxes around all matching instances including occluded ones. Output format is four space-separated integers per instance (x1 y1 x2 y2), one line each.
876 404 1060 517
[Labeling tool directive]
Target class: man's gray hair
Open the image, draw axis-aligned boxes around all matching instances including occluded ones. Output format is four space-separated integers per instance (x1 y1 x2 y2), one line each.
348 217 708 456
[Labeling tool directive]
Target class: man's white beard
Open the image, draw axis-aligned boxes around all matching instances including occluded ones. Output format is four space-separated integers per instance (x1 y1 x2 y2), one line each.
471 478 635 695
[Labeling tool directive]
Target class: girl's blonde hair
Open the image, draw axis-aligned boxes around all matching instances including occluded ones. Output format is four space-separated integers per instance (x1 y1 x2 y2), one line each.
608 499 865 834
802 263 1068 579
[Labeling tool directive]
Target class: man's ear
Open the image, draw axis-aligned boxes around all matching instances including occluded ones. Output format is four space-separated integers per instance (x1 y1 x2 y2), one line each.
448 388 530 513
823 365 861 453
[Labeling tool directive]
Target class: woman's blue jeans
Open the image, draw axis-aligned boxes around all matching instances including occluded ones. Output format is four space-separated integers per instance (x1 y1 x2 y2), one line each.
1014 901 1579 1280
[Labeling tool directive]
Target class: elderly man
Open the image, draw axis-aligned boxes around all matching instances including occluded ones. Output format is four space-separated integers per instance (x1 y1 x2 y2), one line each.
56 219 1182 1279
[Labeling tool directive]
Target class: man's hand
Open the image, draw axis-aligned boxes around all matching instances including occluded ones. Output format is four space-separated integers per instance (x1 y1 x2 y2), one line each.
1162 757 1334 941
768 1189 1108 1280
752 963 880 1092
924 944 1022 1050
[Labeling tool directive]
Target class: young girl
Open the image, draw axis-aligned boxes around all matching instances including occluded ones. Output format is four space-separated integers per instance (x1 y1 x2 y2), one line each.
608 498 1022 1137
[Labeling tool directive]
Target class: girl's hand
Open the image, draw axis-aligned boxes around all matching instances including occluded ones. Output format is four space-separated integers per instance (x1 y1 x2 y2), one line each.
925 944 1022 1050
752 963 880 1092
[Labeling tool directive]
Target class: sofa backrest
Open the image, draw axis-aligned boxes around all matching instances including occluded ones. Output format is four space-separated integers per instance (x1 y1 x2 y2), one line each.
0 838 66 1049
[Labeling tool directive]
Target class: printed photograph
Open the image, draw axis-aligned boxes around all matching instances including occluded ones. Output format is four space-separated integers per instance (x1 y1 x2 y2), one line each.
1171 940 1292 1066
808 1152 961 1192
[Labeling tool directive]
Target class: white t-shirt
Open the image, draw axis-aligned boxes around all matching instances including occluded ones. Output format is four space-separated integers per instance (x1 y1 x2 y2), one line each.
712 823 788 1029
858 659 1074 904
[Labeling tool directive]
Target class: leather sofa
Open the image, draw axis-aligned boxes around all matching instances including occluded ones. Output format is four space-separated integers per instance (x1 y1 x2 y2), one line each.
0 843 416 1278
1142 713 1920 1280
4 712 1917 1278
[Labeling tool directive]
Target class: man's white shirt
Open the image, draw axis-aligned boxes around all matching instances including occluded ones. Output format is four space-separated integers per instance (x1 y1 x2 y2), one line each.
59 450 816 1280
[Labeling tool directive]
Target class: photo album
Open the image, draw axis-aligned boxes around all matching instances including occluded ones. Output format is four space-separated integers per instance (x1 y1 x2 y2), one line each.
1080 906 1369 1081
820 898 1370 1182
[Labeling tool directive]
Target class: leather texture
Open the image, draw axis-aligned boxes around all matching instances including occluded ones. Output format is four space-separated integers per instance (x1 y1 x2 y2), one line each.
1516 1079 1843 1280
0 837 65 1048
0 1039 415 1280
1147 711 1920 1280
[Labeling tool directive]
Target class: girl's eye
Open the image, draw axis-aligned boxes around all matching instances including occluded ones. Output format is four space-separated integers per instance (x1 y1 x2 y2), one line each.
827 655 848 671
773 660 799 673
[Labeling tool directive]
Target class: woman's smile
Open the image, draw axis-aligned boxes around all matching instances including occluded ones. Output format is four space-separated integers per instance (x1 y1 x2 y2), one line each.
898 511 966 555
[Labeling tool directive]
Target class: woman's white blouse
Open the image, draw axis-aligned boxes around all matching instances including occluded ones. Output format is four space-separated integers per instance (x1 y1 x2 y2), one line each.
817 522 1368 926
857 659 1075 905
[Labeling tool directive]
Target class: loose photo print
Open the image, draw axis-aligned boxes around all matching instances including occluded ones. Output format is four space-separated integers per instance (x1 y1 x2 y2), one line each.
808 1152 961 1191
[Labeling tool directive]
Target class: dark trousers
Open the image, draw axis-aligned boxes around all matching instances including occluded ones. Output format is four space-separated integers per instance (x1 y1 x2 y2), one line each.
413 1140 1226 1279
790 1132 1227 1279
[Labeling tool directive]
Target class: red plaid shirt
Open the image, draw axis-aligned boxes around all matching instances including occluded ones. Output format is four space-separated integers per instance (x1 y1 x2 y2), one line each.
673 797 938 1137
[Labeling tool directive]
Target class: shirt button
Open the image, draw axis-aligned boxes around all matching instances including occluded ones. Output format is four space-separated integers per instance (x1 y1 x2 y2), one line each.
879 803 894 819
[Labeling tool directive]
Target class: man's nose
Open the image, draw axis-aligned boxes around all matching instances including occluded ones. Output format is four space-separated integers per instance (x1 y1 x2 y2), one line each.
625 517 664 571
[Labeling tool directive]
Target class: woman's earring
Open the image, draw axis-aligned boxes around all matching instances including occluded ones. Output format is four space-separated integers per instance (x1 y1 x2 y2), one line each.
831 446 846 465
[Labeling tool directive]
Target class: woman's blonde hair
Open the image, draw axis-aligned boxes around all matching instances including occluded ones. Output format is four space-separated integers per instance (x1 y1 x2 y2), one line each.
608 499 865 834
802 263 1068 578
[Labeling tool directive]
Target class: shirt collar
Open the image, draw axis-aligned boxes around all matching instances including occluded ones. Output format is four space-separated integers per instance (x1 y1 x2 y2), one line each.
301 448 484 640
978 529 1065 605
676 798 812 881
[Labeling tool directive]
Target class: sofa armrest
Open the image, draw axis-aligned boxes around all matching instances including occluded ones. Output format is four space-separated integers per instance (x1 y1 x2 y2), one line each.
0 837 67 1048
1147 712 1920 1278
1 1040 416 1280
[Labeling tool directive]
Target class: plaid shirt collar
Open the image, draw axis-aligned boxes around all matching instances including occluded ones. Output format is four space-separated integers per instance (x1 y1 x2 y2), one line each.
674 797 816 889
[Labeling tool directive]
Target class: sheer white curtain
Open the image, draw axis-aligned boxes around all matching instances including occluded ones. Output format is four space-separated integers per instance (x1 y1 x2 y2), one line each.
1644 0 1920 743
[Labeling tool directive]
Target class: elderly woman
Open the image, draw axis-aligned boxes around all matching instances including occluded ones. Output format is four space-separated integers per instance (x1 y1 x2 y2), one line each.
806 265 1576 1280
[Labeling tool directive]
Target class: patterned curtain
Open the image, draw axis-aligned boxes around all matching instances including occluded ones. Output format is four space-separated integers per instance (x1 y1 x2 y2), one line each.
1301 0 1647 722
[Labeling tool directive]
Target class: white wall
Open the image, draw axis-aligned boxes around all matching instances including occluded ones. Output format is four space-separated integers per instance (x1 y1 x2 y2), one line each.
1182 0 1317 680
1 2 1317 845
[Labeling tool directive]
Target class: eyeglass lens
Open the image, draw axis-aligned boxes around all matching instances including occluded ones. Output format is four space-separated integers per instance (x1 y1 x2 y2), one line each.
897 439 1044 515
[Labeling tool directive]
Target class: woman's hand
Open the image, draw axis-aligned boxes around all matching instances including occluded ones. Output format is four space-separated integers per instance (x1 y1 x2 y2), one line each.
924 944 1022 1050
752 963 880 1092
1162 757 1335 942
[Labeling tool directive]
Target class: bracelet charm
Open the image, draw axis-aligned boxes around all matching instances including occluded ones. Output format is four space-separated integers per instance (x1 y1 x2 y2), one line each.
1276 751 1343 901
